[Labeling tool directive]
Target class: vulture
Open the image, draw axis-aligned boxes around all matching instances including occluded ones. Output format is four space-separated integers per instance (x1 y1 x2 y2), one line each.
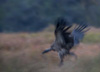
42 18 90 66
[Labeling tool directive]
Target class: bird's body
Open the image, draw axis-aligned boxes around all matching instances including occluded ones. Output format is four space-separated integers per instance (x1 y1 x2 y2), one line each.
42 18 90 65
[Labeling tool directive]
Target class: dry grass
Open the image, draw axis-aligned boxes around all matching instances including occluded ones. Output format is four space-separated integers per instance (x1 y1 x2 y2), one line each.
0 27 100 72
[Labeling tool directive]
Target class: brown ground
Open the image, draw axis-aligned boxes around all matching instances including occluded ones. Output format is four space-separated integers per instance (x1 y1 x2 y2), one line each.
0 27 100 72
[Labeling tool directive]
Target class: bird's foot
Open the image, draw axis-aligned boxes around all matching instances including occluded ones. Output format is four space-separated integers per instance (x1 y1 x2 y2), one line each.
69 52 77 60
59 61 63 67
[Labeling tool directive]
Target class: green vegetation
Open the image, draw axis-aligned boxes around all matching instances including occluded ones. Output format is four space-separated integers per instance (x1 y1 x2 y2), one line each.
0 0 100 32
77 55 100 72
83 33 100 43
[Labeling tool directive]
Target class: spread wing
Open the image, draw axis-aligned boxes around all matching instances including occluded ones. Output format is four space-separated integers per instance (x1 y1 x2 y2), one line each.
71 23 90 46
54 18 72 45
54 18 90 47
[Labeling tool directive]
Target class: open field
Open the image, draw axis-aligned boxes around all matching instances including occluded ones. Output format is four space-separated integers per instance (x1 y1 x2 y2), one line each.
0 27 100 72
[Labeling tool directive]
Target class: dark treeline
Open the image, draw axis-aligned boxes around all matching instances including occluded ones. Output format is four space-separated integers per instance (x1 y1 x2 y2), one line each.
0 0 100 32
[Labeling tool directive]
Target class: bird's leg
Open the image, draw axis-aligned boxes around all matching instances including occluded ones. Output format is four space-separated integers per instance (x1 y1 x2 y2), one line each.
69 52 77 60
58 52 64 66
42 48 52 54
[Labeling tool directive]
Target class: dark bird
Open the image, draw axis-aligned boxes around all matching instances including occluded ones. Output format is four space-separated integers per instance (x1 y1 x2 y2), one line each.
42 18 90 66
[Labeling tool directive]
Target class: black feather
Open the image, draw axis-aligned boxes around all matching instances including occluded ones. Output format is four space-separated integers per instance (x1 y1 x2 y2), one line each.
42 17 90 65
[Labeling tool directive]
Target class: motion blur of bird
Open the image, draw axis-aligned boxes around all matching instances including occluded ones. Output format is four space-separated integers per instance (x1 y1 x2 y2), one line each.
42 18 90 66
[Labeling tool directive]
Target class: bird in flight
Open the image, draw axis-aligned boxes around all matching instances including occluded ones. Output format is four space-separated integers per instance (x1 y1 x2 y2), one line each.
42 18 90 66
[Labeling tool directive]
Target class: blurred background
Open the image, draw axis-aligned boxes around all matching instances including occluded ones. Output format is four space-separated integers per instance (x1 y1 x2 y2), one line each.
0 0 100 32
0 0 100 72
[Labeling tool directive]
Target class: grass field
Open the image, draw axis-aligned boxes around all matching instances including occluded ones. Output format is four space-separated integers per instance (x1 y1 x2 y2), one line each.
0 26 100 72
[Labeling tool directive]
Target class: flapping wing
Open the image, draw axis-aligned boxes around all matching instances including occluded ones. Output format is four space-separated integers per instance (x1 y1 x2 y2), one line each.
54 18 72 45
71 23 90 46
